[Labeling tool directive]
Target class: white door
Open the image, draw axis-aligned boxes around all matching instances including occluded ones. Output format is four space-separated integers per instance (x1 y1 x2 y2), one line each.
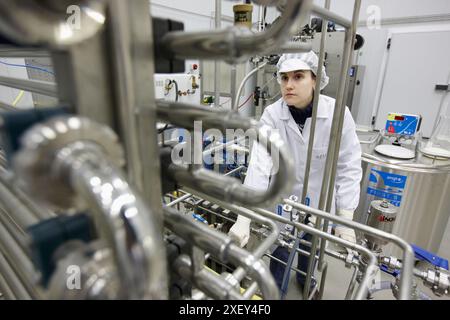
375 30 450 137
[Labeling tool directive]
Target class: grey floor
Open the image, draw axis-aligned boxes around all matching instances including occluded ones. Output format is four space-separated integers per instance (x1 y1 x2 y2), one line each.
264 215 450 301
272 243 450 301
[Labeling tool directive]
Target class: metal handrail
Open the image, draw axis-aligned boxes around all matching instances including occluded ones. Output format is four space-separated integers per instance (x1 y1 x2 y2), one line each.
283 199 414 300
302 0 362 299
0 76 57 97
251 206 379 300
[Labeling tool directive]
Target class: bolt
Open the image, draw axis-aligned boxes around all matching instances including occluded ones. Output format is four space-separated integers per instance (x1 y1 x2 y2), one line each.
380 200 389 208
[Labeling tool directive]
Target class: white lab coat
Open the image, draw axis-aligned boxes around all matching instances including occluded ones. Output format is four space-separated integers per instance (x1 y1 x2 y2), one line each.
245 95 362 228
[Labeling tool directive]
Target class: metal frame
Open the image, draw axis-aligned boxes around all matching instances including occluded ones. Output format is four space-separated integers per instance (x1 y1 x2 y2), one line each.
299 0 364 299
166 190 418 300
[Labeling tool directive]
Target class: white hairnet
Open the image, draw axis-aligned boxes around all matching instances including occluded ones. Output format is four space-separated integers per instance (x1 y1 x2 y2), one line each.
276 51 329 90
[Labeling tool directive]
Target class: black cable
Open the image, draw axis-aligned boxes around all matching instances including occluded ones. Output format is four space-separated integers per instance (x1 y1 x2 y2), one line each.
158 79 179 134
158 124 176 134
172 79 179 102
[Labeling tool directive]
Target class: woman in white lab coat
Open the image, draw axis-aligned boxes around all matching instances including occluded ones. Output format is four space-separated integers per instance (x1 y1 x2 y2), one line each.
228 51 363 293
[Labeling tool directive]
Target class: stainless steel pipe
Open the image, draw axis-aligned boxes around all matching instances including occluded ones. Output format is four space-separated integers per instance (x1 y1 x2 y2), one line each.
173 254 245 300
13 116 168 299
311 5 352 29
163 206 280 300
303 0 362 299
63 144 168 299
252 206 379 300
161 0 312 63
156 101 294 208
183 188 280 288
284 199 414 300
0 76 57 97
0 252 31 300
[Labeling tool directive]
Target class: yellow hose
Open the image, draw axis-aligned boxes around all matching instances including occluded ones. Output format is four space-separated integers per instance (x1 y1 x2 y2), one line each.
12 90 24 106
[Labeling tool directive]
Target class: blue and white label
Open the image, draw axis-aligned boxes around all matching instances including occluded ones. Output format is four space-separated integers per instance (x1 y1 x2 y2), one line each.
385 113 420 136
366 169 407 207
305 197 310 206
277 204 283 216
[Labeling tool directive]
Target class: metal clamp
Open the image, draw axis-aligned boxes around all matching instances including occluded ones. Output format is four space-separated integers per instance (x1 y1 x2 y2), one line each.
423 269 449 296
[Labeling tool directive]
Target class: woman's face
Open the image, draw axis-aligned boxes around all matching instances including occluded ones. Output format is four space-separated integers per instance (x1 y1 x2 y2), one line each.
279 70 316 108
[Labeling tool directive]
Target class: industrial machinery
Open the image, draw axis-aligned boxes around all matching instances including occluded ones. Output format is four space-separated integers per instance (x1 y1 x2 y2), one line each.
354 112 450 299
374 112 422 160
356 112 450 259
0 0 447 301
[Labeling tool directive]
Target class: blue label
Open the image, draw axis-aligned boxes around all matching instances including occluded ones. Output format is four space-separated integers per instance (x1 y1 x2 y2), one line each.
385 114 419 136
305 197 310 206
277 204 283 216
369 169 407 189
367 169 407 207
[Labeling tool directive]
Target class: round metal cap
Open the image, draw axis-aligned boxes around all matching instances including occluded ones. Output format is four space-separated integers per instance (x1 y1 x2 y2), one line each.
13 116 124 210
370 200 397 216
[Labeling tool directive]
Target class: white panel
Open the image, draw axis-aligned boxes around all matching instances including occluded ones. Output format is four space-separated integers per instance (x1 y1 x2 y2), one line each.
154 73 201 104
150 0 280 30
374 30 450 137
313 0 450 21
354 28 389 127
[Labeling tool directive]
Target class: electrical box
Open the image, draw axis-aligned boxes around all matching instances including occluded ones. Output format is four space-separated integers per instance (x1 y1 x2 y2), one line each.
154 73 201 104
152 17 185 73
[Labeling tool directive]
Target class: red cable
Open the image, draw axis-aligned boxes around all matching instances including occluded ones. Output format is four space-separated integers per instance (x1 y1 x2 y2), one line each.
238 93 254 109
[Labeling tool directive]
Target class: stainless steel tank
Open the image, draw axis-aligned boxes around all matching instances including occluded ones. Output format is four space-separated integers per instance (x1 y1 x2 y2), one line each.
355 132 450 258
365 200 398 252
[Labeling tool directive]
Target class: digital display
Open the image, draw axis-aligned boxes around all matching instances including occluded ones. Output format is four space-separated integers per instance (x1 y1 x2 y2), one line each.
385 113 420 136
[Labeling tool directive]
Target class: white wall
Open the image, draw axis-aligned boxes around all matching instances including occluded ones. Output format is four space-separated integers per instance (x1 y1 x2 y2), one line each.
314 0 450 21
150 0 280 31
150 0 450 128
310 0 450 128
356 21 450 128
